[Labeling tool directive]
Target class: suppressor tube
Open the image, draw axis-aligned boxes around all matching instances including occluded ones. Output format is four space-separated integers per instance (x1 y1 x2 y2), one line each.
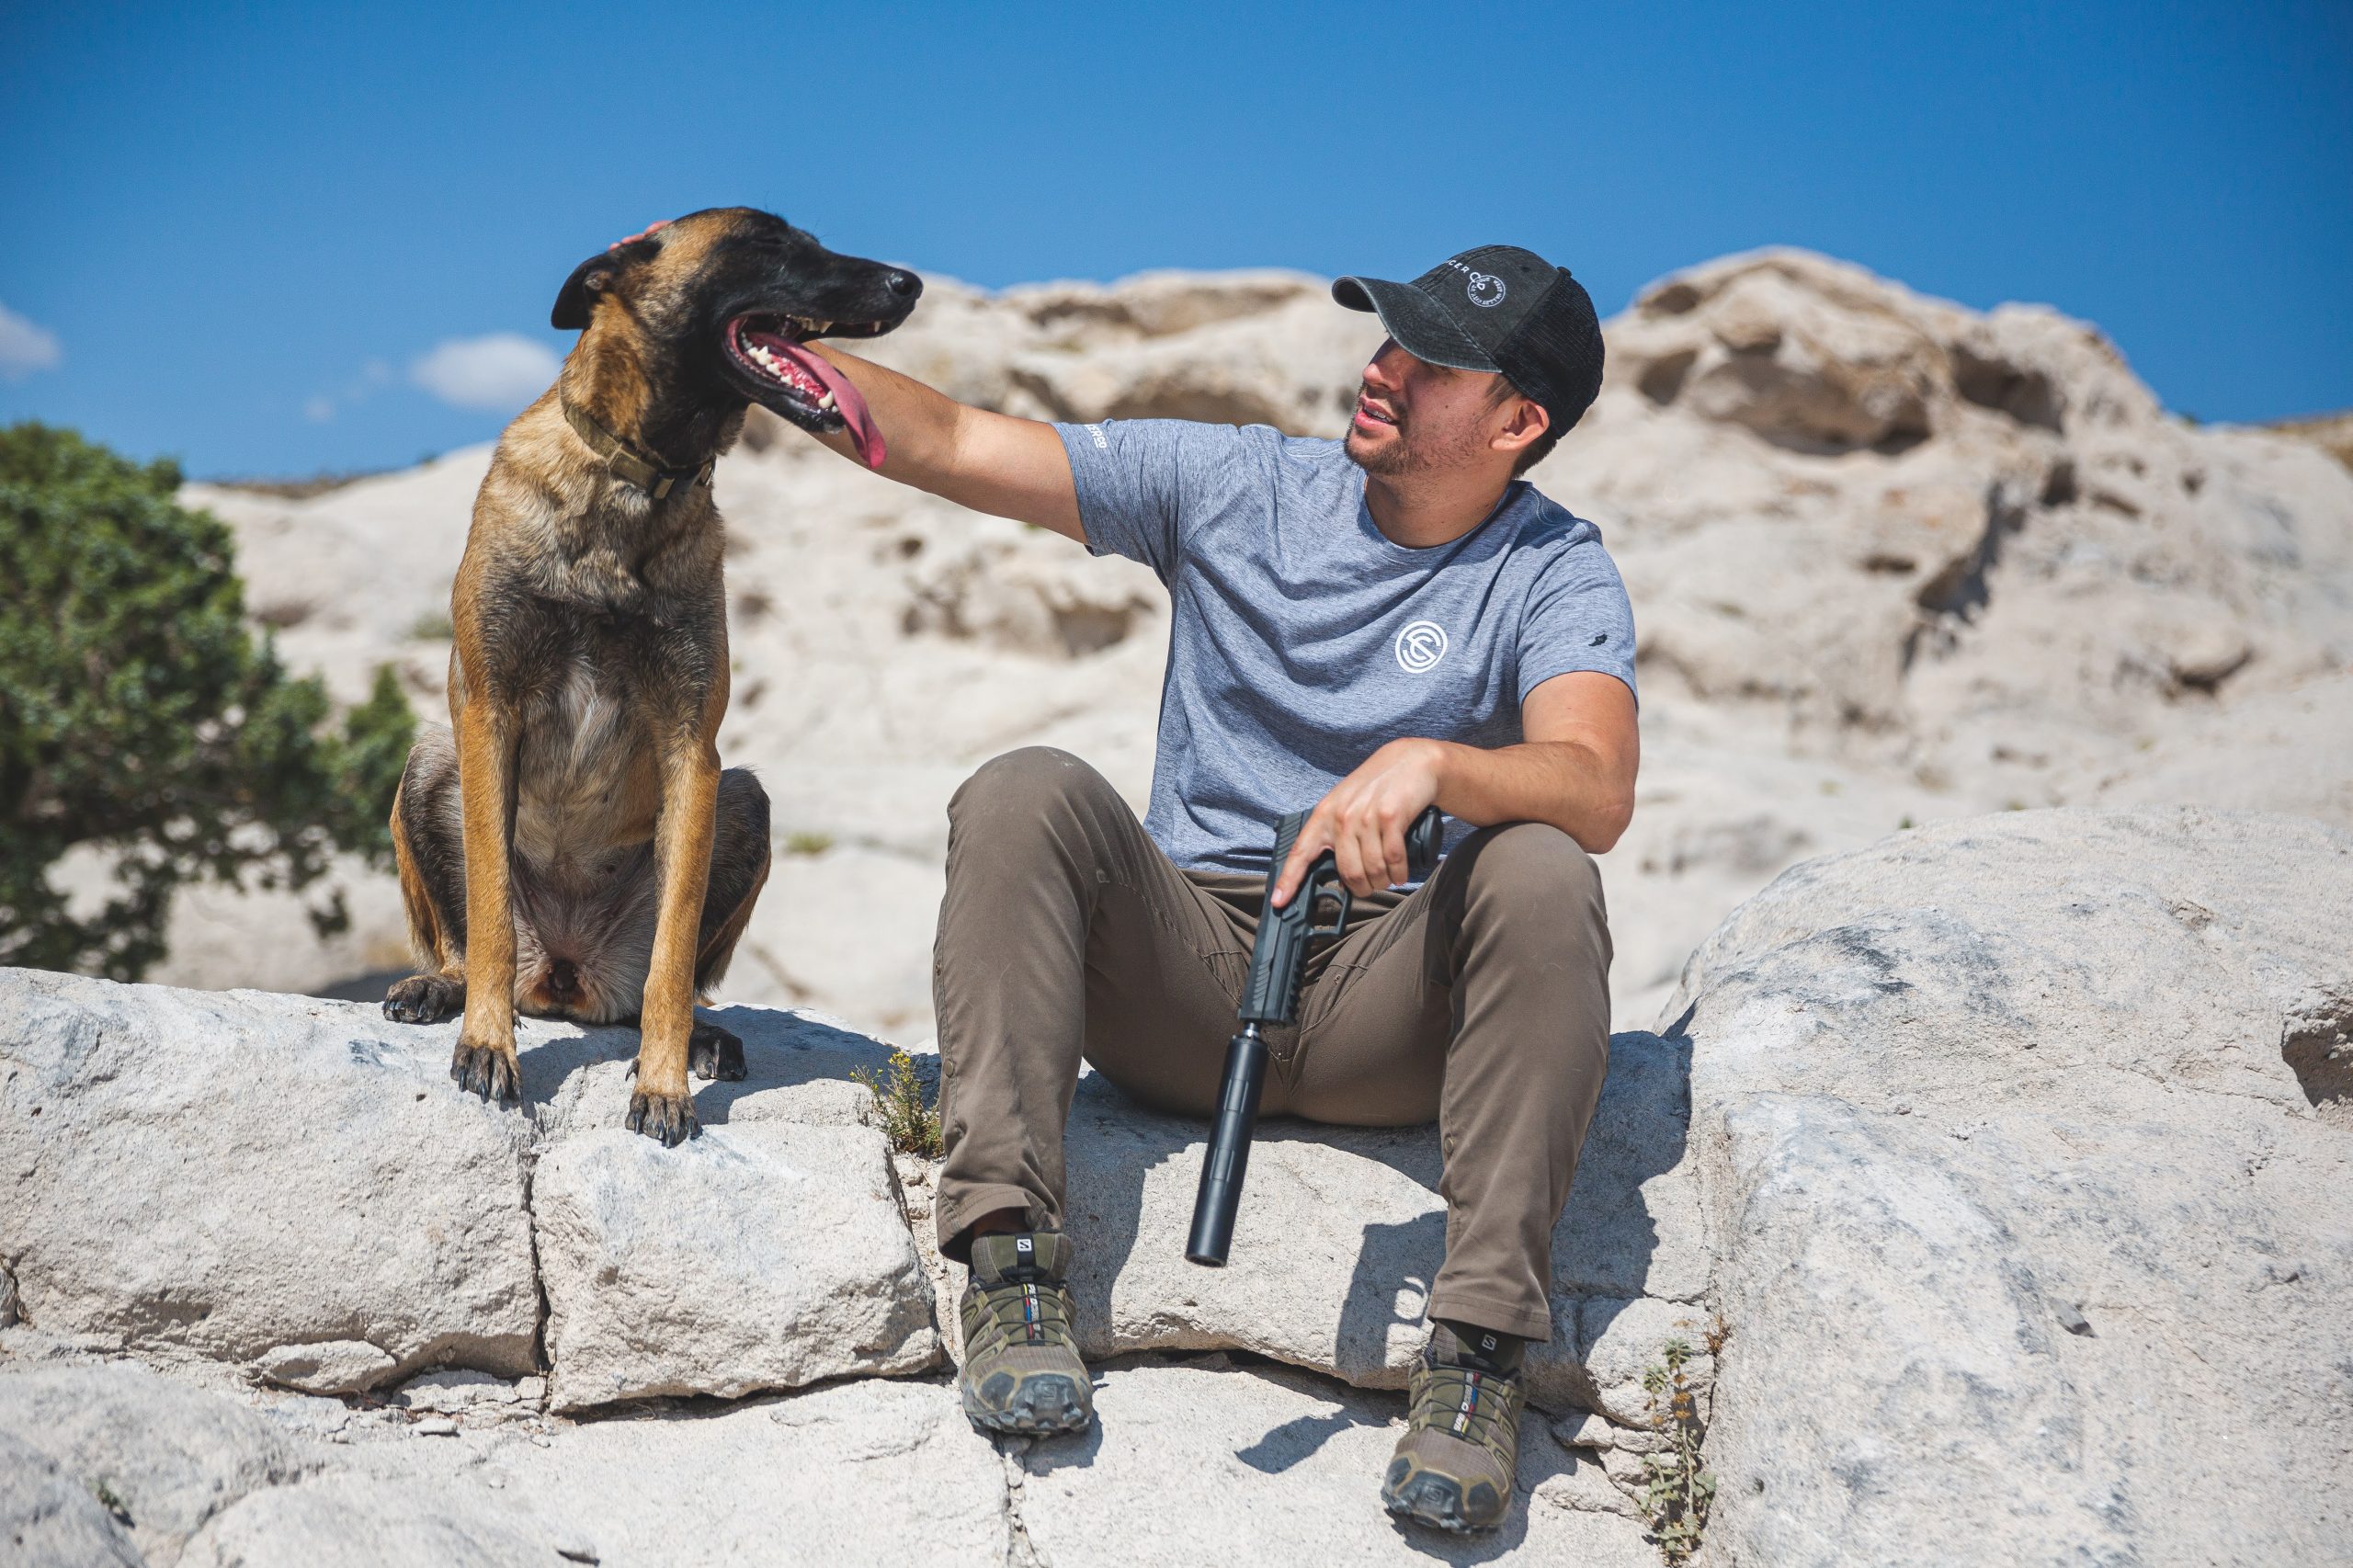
1185 1025 1269 1266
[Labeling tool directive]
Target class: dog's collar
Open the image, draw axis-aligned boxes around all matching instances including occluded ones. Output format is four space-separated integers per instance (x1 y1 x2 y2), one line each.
561 397 714 501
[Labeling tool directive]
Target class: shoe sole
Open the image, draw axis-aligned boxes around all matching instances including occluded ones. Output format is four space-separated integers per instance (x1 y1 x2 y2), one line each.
961 1371 1094 1437
1382 1473 1498 1535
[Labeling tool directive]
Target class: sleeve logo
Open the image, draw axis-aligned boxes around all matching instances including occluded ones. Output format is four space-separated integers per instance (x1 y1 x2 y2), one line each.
1394 619 1450 674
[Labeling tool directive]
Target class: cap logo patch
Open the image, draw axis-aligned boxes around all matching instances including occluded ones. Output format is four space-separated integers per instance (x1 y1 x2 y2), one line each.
1465 271 1506 308
1395 619 1449 674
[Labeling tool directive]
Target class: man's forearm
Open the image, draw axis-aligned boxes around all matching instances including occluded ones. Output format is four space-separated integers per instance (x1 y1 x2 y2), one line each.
802 345 965 490
804 346 1084 538
1429 737 1633 854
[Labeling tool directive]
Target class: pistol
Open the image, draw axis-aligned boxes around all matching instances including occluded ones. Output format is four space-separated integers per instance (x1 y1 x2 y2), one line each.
1185 804 1444 1266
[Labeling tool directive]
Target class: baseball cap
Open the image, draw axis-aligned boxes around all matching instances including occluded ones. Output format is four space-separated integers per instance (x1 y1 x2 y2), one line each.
1332 245 1606 437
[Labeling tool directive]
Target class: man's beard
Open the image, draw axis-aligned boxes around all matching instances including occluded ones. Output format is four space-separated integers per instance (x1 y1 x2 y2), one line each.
1344 385 1420 477
1345 392 1486 479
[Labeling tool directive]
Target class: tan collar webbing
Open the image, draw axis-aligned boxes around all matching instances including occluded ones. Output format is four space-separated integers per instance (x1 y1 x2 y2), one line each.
561 397 714 501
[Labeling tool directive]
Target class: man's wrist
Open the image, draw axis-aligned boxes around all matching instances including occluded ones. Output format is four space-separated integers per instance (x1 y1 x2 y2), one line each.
1414 737 1461 806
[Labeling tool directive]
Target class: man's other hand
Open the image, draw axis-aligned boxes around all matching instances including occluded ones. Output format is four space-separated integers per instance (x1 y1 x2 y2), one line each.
1271 738 1445 906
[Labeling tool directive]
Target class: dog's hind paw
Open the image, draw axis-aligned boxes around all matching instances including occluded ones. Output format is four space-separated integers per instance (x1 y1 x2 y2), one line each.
688 1020 746 1083
383 972 464 1025
626 1088 699 1147
450 1040 520 1104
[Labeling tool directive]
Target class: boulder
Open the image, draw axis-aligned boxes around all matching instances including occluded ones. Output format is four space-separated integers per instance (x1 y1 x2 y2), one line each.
449 1378 1008 1568
1052 1028 1704 1415
1010 1358 1655 1566
1674 807 2353 1566
533 1124 939 1412
251 1341 398 1396
0 971 540 1384
0 1362 311 1565
530 1003 901 1140
177 1473 568 1568
0 1430 144 1568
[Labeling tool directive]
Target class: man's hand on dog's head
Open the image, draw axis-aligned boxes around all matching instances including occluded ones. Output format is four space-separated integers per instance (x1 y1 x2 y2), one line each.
1270 737 1448 907
608 219 670 251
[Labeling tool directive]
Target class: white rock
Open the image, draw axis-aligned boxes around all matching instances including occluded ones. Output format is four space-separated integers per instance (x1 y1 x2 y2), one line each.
252 1340 398 1396
533 1124 939 1412
392 1369 517 1412
1012 1359 1655 1563
1574 1297 1715 1429
178 1472 563 1568
466 1379 1006 1568
1675 807 2353 1566
0 1430 144 1567
0 971 540 1382
0 1361 311 1566
1055 1027 1703 1414
529 1003 901 1140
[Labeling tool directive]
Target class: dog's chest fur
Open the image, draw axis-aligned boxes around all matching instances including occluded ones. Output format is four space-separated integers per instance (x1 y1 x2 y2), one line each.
457 413 733 883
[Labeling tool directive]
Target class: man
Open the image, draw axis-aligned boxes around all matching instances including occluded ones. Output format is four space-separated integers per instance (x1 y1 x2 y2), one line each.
801 245 1636 1535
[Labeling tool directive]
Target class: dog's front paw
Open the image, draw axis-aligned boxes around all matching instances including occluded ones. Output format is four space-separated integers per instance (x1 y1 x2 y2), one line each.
688 1020 746 1082
450 1039 520 1103
384 972 464 1025
626 1088 699 1147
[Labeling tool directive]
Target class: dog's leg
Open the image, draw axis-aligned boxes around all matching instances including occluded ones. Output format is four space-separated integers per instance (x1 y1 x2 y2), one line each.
383 729 469 1025
628 735 722 1143
684 767 771 1083
450 699 523 1102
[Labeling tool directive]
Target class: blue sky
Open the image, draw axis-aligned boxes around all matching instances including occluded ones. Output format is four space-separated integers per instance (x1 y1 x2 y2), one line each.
3 1 2347 477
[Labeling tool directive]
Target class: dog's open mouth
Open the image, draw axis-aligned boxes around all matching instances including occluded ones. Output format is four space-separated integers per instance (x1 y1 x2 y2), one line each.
724 314 890 469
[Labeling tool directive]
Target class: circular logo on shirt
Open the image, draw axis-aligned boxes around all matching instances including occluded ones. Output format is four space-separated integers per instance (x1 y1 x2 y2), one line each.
1465 271 1506 308
1394 619 1449 674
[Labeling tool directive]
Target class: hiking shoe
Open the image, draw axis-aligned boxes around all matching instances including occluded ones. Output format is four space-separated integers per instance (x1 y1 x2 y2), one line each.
1381 1331 1526 1533
957 1232 1094 1437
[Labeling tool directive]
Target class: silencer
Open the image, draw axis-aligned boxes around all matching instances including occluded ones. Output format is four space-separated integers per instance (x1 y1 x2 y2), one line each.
1185 1027 1268 1266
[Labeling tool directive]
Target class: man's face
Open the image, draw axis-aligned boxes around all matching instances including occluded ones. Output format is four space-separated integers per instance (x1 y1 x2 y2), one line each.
1343 338 1521 478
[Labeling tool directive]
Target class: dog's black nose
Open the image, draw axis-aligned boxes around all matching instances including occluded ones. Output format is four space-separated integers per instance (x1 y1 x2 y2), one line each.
883 269 920 298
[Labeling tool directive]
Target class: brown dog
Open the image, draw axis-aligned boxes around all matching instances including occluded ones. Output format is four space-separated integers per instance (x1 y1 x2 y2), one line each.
381 207 920 1143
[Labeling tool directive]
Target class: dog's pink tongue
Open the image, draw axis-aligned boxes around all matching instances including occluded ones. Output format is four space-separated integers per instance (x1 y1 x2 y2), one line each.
773 343 884 470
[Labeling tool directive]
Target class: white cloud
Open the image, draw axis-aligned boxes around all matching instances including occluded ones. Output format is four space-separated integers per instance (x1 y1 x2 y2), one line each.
411 333 561 413
0 301 63 381
303 394 336 423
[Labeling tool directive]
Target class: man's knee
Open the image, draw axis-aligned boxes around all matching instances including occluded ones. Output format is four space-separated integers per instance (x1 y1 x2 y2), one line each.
1450 822 1605 922
947 746 1116 828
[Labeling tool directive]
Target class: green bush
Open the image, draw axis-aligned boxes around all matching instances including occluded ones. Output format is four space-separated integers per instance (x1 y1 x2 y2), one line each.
0 422 415 979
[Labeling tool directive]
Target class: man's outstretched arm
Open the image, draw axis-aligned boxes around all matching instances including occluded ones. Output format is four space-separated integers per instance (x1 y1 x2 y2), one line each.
1272 671 1639 905
803 344 1086 543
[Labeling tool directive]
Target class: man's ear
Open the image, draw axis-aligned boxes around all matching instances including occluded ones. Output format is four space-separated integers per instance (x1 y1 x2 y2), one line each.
550 236 662 332
1495 393 1550 457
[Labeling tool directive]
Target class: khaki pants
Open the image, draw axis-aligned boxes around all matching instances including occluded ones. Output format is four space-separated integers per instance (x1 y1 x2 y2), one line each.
931 747 1612 1341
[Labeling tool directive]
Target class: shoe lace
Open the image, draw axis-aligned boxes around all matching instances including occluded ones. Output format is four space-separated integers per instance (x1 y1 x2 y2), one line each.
1414 1363 1521 1458
968 1274 1076 1353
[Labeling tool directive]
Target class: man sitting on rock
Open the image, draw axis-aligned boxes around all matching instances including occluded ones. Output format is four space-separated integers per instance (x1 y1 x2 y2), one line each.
801 246 1637 1534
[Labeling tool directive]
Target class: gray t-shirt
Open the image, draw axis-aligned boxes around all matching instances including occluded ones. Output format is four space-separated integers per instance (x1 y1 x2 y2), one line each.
1058 418 1637 876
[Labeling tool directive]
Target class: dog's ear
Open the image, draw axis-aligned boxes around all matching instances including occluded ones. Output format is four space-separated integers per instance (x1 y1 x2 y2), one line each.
551 234 665 332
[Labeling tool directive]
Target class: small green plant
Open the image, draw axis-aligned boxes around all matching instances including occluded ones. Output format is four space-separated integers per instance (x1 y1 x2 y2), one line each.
91 1477 130 1523
782 830 835 857
852 1048 942 1158
1637 1335 1715 1564
407 609 455 642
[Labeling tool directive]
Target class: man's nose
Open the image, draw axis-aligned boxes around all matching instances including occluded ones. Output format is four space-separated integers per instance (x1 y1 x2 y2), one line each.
1363 338 1408 390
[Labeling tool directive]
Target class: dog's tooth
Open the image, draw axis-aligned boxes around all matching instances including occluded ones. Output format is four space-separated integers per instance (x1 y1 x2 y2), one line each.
818 392 835 410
